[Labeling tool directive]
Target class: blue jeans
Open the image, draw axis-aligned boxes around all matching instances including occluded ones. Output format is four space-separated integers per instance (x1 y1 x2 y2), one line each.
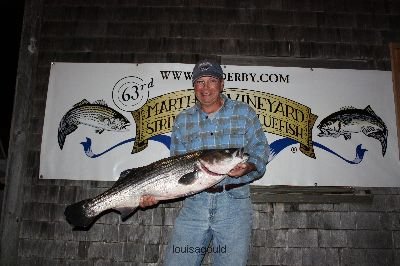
163 185 253 266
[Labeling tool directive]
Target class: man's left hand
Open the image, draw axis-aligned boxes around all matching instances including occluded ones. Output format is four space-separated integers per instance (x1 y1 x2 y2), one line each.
228 162 256 178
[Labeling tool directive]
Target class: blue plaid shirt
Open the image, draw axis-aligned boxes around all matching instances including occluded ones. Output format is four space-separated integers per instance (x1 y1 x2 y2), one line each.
170 94 269 186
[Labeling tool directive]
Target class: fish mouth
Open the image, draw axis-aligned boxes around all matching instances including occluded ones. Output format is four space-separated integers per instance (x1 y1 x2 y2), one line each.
121 124 130 131
114 123 130 131
120 122 131 128
318 129 341 138
317 128 331 137
198 162 224 176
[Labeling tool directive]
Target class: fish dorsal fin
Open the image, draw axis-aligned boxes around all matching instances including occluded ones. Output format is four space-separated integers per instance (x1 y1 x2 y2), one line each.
178 171 198 185
112 167 146 187
364 105 377 116
340 106 355 111
93 99 108 106
73 99 90 107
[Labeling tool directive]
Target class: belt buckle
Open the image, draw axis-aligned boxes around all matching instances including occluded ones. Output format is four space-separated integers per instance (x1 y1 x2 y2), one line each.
206 185 224 193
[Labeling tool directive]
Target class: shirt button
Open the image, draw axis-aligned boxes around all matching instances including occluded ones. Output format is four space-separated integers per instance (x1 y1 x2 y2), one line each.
205 116 208 119
210 132 214 136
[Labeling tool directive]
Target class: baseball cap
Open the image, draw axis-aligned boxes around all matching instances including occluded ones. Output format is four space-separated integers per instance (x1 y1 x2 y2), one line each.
192 59 224 85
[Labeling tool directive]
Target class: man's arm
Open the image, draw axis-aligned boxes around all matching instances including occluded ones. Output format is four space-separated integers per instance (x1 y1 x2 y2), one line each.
241 106 270 180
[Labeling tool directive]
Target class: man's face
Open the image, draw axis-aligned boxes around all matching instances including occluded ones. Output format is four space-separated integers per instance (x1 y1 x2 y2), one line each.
193 76 224 109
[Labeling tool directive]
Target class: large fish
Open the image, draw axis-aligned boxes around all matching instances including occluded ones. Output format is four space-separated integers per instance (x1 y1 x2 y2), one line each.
58 99 130 149
64 148 248 228
317 105 388 156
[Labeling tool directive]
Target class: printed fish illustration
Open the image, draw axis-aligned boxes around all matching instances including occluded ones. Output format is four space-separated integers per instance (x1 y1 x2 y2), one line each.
64 148 248 228
317 105 388 156
58 99 130 149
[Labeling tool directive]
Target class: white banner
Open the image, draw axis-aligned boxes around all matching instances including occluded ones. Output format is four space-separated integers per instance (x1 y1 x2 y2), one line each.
40 62 400 186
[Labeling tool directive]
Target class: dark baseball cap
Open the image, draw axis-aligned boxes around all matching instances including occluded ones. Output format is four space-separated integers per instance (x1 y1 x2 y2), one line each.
192 59 224 85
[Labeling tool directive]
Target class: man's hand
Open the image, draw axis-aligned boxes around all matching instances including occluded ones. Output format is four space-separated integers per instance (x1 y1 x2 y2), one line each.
139 195 159 208
228 162 256 178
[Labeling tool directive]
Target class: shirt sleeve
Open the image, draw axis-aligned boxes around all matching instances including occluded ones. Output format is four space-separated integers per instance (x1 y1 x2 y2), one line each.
169 114 187 156
244 106 270 181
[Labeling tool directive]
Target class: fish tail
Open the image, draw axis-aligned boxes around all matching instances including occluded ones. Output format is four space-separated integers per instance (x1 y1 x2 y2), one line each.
57 118 78 150
58 126 67 149
380 129 388 156
376 127 388 156
367 129 388 156
64 199 98 228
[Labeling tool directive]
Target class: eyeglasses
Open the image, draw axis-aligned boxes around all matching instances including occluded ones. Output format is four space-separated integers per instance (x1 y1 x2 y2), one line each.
194 78 221 87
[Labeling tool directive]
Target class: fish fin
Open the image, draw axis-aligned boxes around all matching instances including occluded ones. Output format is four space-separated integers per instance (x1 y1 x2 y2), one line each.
95 128 105 134
364 105 387 127
73 99 90 107
115 207 137 220
361 126 377 135
115 168 139 185
364 105 377 116
113 166 150 187
343 133 351 140
178 171 198 185
58 121 78 149
364 105 387 123
64 199 98 228
112 171 135 187
119 168 134 178
93 99 108 106
340 106 355 111
97 116 112 127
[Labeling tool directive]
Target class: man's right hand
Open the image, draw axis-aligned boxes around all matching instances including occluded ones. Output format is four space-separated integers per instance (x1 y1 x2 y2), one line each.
139 195 159 208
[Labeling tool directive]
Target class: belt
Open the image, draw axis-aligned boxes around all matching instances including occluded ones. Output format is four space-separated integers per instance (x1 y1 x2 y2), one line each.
205 183 244 193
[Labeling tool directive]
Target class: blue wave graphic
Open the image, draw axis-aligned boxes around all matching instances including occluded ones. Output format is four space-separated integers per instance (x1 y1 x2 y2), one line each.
313 142 367 164
80 135 171 158
80 135 367 164
268 137 367 164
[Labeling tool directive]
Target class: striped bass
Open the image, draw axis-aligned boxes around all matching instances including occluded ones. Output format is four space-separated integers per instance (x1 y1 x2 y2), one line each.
64 148 248 228
58 99 130 149
317 105 388 156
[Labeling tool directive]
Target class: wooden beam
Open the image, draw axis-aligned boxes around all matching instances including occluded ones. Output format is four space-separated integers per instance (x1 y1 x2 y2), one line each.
250 185 372 203
221 55 375 70
251 185 355 194
390 43 400 160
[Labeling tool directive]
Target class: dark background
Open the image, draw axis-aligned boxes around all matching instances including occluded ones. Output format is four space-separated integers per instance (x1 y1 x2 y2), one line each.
2 2 25 158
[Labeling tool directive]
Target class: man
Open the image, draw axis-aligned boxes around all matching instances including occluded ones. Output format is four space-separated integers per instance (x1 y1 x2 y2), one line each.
141 59 269 265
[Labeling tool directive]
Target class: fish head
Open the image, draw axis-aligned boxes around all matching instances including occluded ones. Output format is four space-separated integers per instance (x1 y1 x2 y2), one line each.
110 115 131 131
199 148 249 175
317 118 342 138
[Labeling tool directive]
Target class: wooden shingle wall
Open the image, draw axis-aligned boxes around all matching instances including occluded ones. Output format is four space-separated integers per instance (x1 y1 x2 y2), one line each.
1 0 400 265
